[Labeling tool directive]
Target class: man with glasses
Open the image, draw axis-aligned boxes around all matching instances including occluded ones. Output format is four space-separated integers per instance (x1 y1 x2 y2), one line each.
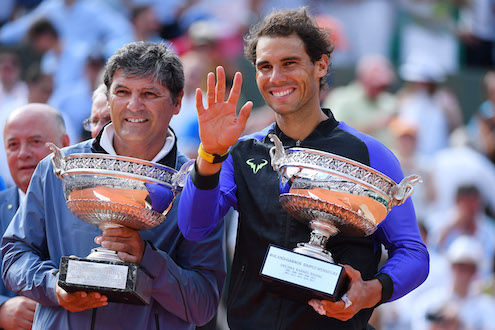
82 84 111 138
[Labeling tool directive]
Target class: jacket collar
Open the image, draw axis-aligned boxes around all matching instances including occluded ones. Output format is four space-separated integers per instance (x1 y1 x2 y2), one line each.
91 125 179 169
270 108 338 145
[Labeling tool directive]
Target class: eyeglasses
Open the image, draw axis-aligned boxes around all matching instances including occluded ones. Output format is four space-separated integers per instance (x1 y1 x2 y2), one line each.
83 117 111 132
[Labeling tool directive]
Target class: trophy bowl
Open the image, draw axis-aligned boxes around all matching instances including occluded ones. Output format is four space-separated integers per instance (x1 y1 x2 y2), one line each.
268 134 422 262
47 143 193 304
48 143 190 231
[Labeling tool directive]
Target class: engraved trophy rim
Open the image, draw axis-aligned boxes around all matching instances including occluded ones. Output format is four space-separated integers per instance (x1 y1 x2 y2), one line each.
277 147 397 197
58 152 179 187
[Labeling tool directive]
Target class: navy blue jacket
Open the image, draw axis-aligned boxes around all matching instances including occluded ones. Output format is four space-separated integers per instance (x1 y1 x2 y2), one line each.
0 187 20 306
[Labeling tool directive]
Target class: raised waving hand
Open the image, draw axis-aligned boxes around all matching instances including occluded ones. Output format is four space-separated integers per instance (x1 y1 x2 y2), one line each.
196 66 253 158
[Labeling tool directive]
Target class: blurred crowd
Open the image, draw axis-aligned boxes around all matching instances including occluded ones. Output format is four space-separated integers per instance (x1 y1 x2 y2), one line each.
0 0 494 329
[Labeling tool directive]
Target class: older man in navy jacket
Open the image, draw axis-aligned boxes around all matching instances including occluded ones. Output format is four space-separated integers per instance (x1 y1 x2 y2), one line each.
0 103 69 329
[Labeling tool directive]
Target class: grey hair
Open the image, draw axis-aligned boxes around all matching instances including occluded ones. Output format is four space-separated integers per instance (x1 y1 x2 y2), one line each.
92 83 107 102
103 41 184 104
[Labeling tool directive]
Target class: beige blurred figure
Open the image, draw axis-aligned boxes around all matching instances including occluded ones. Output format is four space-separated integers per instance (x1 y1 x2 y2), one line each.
322 54 398 148
0 103 69 329
83 84 110 138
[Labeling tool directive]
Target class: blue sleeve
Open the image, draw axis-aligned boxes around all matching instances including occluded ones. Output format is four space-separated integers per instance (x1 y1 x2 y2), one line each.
1 162 60 306
351 124 429 302
140 223 226 326
178 155 237 241
0 2 52 44
0 177 5 191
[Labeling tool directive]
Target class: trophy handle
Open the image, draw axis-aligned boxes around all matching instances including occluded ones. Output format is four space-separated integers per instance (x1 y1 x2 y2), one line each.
389 175 423 208
268 133 286 172
47 142 65 178
172 159 196 191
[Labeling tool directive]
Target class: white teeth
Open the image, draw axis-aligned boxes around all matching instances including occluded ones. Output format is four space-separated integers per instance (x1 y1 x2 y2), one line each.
127 118 146 123
272 89 294 97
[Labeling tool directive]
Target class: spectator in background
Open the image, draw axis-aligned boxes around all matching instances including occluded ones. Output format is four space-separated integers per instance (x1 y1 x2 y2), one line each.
481 254 495 299
0 47 28 188
310 0 396 67
83 83 110 139
0 103 70 330
429 184 495 280
397 0 461 74
322 54 398 148
411 235 495 330
377 221 451 330
169 50 206 158
52 51 106 142
396 56 461 159
24 62 53 103
457 0 495 68
0 0 16 27
130 5 163 43
467 70 495 165
0 48 28 114
425 129 495 229
26 18 93 141
388 117 435 221
0 0 134 59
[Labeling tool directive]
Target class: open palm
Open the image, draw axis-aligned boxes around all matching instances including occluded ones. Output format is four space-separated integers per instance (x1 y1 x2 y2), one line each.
196 66 253 155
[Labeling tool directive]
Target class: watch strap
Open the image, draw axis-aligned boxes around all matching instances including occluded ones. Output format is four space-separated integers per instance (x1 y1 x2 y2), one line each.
197 143 229 164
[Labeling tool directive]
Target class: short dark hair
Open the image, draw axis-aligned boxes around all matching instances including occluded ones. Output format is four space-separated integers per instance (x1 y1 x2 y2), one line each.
456 184 480 199
103 41 184 104
244 7 334 89
130 5 151 21
27 18 58 42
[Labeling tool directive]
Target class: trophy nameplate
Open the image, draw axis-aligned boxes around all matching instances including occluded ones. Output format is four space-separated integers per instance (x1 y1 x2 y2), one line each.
260 245 348 302
59 256 152 305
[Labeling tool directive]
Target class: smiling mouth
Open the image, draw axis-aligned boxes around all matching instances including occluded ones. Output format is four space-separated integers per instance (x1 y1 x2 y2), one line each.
126 118 148 123
271 88 295 97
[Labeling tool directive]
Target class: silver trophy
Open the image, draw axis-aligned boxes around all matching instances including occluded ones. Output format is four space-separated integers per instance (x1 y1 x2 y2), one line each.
260 134 421 301
48 143 193 305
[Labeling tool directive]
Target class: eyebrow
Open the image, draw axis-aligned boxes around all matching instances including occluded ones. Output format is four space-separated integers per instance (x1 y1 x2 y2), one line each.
6 135 43 142
256 56 302 67
112 83 162 93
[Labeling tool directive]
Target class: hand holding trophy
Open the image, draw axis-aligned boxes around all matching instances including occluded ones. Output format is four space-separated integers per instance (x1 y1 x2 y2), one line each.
48 143 193 305
260 134 422 302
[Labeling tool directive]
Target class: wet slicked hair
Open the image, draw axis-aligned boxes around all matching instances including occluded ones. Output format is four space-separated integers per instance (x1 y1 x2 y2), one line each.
244 7 334 89
103 41 184 104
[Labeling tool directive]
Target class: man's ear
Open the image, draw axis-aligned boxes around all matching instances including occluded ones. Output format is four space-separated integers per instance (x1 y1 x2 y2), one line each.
316 54 329 78
62 134 70 147
173 90 184 115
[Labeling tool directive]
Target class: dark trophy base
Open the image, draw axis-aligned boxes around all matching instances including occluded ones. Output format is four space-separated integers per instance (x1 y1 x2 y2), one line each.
260 245 348 303
58 256 152 305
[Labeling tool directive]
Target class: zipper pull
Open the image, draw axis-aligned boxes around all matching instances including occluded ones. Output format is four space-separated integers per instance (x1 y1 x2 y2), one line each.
295 140 301 146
